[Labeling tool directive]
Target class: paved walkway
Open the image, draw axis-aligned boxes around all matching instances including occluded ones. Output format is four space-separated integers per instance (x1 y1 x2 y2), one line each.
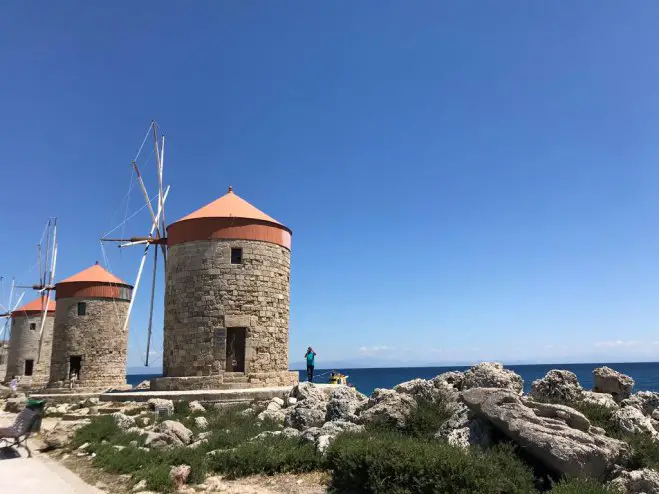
0 411 100 494
0 447 101 494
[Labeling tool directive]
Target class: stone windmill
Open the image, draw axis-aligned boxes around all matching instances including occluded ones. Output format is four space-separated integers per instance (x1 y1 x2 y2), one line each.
101 121 169 367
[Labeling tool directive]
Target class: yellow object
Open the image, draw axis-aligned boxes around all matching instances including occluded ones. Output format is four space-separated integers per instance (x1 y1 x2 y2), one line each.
329 372 349 385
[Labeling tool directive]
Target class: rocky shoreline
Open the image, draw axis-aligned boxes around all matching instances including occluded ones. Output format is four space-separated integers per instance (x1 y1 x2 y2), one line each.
2 362 659 493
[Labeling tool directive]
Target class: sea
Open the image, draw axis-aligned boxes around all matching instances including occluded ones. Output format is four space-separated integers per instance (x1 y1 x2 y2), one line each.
126 361 659 396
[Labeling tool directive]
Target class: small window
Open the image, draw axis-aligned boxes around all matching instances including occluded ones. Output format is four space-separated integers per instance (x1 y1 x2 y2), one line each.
29 323 36 331
231 248 243 265
77 302 87 316
24 359 34 376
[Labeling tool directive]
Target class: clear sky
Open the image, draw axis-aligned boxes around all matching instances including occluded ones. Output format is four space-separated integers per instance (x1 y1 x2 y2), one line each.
2 2 659 369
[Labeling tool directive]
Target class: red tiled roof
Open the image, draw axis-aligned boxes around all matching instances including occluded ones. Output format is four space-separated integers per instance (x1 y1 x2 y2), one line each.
172 187 285 226
13 297 56 314
58 263 128 285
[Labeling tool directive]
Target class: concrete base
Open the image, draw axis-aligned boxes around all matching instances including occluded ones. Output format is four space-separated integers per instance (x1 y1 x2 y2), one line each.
98 383 340 404
151 370 299 391
28 391 104 405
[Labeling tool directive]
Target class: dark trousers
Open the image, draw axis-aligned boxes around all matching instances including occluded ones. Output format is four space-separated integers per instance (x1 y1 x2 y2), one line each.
307 364 314 382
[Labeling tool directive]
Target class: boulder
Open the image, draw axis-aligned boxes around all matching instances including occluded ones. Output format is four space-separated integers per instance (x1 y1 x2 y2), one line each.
291 382 326 403
282 427 301 439
170 464 191 489
621 392 659 416
4 397 25 413
271 397 285 407
147 398 174 416
111 412 137 431
528 370 584 404
155 420 194 445
194 416 209 430
357 388 417 428
525 401 591 432
257 409 286 425
325 386 366 422
189 401 206 414
462 362 524 394
286 396 298 407
581 391 620 410
82 397 100 408
266 401 282 412
611 407 659 439
609 468 659 494
144 431 182 449
285 401 327 430
461 387 629 481
593 367 634 402
432 371 465 391
394 378 458 404
42 421 89 450
435 402 493 449
611 468 659 494
300 420 363 454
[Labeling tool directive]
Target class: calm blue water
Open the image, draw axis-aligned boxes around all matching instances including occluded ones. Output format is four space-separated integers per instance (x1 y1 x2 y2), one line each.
127 362 659 396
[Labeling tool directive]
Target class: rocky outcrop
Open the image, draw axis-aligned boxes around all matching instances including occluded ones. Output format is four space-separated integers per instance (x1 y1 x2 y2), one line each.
581 391 620 410
593 367 635 402
432 371 465 391
609 468 659 494
525 401 591 432
528 370 584 404
462 362 524 394
611 407 659 439
357 388 417 428
170 464 191 489
111 412 137 431
325 386 366 422
461 387 629 481
285 401 327 430
189 401 206 414
300 420 364 454
134 380 150 390
394 378 458 405
155 420 194 445
621 392 659 416
435 402 493 449
147 398 174 416
291 382 326 403
4 397 26 413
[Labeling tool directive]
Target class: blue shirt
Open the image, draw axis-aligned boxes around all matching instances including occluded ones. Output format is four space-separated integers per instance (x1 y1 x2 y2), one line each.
306 352 315 366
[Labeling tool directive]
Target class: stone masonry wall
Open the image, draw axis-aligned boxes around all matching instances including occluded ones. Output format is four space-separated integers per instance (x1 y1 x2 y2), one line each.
49 298 129 389
163 239 291 381
5 314 54 387
0 343 8 382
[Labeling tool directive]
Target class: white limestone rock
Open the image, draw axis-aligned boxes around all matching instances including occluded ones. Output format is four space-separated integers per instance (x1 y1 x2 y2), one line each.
462 362 524 394
609 468 659 494
357 388 417 428
528 370 584 404
593 366 635 402
189 401 206 414
611 407 659 439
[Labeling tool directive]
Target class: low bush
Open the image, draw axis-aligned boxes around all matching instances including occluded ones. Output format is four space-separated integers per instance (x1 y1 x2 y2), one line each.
570 402 622 438
70 415 143 451
326 429 536 493
207 435 322 477
401 398 454 438
625 432 659 470
549 476 614 493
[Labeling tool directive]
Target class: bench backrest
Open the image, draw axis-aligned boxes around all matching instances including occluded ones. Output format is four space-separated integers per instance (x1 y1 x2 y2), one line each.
9 408 39 436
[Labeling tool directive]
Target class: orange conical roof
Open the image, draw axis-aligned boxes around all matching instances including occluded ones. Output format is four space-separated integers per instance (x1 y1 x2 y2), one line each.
173 187 286 227
13 297 56 314
58 263 129 285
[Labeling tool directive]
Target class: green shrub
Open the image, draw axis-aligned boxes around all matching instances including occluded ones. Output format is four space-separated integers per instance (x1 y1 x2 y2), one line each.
550 476 614 493
70 415 123 450
208 435 322 477
91 444 153 474
401 398 454 438
132 463 174 493
625 432 659 470
570 402 622 438
326 430 536 494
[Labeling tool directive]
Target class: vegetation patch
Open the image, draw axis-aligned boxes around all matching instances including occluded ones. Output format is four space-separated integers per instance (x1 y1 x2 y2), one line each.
326 429 536 494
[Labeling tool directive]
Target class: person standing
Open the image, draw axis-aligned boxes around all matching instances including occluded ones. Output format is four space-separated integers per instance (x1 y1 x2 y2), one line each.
9 375 17 396
305 347 316 382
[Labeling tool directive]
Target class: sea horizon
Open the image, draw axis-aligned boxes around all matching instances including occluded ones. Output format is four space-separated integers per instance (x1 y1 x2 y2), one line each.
127 360 659 396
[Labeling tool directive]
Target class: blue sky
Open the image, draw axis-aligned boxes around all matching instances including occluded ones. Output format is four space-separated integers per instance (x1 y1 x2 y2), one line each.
3 2 659 369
